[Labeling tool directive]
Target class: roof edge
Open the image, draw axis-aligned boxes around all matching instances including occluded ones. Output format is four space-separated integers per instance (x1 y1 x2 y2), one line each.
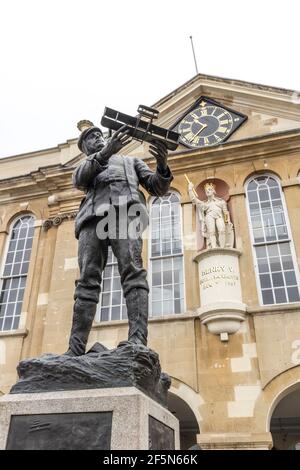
152 73 298 109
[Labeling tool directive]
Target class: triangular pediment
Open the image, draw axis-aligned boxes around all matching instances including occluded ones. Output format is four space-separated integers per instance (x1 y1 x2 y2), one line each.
1 73 300 180
124 74 300 156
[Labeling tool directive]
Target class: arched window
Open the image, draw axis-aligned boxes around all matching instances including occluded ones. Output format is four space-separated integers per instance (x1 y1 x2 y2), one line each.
0 215 35 331
246 175 300 305
149 192 185 316
95 247 127 322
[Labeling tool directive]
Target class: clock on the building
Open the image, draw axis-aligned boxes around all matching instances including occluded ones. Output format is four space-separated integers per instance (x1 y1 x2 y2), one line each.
173 97 247 149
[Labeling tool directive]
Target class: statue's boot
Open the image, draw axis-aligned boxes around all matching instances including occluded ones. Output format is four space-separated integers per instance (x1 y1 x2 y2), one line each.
125 287 148 346
65 299 96 356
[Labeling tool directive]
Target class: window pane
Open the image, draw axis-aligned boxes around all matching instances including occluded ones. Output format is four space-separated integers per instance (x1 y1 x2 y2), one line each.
100 308 109 322
287 287 300 302
174 299 182 314
279 243 291 256
272 272 284 287
163 300 173 315
259 189 269 201
103 266 112 278
4 317 13 330
162 258 172 284
251 216 262 229
3 265 12 277
282 256 294 270
6 253 14 264
258 258 269 274
121 304 128 320
274 288 287 303
174 283 181 298
277 226 288 240
248 191 258 203
267 245 279 257
163 285 173 300
267 178 278 187
103 279 111 292
112 291 121 306
8 290 17 302
12 263 22 276
262 289 274 304
152 301 161 317
112 277 121 291
284 271 297 286
174 257 184 284
270 188 281 199
152 287 161 301
102 293 110 306
12 316 20 330
254 229 264 243
16 239 25 251
260 274 271 289
269 258 281 272
111 306 121 321
15 303 22 315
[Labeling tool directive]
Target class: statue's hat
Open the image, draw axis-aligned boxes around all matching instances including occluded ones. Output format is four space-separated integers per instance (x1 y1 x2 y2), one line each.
77 120 103 152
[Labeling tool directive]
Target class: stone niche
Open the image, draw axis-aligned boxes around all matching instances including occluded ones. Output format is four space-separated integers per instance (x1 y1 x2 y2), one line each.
194 248 246 341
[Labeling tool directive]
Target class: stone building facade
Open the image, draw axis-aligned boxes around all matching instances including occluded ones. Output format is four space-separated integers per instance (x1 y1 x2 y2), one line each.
0 74 300 450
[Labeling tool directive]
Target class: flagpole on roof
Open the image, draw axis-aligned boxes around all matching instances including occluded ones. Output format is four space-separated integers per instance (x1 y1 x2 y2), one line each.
189 36 199 75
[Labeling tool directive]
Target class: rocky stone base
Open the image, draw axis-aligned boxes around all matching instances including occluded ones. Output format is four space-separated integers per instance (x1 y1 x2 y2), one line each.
10 341 171 407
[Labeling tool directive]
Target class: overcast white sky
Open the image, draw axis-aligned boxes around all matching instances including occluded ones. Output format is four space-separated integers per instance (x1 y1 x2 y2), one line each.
1 0 299 158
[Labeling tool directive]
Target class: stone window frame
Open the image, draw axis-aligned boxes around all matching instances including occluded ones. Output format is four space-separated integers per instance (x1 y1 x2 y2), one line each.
0 214 35 331
148 191 186 317
245 173 300 306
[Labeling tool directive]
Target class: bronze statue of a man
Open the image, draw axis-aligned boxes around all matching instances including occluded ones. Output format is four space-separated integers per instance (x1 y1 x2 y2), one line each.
66 124 173 356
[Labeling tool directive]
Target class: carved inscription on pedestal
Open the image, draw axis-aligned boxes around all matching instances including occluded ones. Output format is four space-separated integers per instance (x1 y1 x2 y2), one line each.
6 412 112 450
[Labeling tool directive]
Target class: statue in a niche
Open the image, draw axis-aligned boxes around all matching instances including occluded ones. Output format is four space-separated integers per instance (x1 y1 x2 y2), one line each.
187 180 234 249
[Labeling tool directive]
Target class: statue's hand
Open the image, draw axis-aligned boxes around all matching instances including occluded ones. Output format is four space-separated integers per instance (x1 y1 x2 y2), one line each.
149 140 168 173
99 125 131 161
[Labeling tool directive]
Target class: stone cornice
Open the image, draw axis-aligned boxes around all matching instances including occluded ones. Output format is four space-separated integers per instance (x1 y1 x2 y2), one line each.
0 138 78 162
156 128 300 174
0 165 75 204
0 129 299 202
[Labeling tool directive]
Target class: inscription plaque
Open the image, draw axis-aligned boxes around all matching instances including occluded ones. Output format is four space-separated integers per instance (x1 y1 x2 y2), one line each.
149 415 175 450
6 412 112 450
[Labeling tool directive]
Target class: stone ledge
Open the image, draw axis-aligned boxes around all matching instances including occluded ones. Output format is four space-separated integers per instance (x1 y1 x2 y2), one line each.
91 312 198 329
197 432 273 450
248 303 300 316
0 329 28 339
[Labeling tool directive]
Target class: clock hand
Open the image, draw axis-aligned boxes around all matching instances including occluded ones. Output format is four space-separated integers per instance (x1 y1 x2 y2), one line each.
190 123 207 141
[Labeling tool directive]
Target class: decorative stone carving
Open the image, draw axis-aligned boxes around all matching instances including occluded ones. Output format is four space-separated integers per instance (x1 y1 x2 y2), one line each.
42 211 78 231
188 180 234 249
194 248 246 341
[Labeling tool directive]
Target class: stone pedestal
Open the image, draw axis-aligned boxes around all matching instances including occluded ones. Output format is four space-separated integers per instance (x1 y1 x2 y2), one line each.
0 387 179 450
194 248 246 340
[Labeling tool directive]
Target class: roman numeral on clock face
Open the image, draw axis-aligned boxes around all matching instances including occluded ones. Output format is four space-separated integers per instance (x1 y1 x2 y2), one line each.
184 131 194 141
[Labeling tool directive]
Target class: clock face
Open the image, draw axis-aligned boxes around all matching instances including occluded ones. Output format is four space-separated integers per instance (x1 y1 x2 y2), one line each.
176 98 247 148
